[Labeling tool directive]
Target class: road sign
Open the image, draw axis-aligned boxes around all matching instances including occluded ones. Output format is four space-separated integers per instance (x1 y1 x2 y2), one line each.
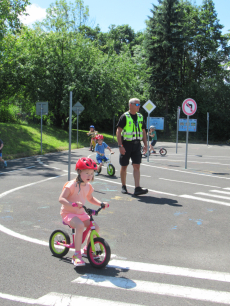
179 119 197 132
73 101 84 115
182 98 197 116
143 100 156 114
36 102 48 116
147 117 164 130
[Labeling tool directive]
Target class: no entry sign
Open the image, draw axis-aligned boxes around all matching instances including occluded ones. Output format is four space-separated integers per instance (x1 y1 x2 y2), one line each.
182 98 197 116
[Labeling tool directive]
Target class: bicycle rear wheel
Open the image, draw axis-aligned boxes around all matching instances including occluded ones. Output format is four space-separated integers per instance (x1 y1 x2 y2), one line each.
159 148 167 156
87 237 111 268
49 230 70 258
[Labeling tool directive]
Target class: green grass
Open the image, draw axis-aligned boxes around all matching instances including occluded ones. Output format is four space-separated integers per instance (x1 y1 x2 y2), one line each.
0 122 117 160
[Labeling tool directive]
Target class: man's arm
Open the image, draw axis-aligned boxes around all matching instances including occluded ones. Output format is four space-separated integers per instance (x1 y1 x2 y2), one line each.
116 127 126 155
142 129 147 154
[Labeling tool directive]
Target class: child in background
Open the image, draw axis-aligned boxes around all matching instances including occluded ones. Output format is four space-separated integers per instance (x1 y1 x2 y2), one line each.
86 125 98 151
59 157 109 267
0 138 7 168
149 125 157 153
95 134 114 175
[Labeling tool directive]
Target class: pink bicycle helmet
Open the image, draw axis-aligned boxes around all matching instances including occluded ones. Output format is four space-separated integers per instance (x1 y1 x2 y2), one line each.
96 134 104 140
75 157 97 171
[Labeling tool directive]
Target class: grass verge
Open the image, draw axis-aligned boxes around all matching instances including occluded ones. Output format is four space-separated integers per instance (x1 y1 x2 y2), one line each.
0 123 117 160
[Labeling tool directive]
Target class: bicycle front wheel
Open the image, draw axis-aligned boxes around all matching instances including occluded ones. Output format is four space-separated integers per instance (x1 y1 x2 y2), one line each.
87 237 111 268
107 164 115 176
159 148 167 156
49 230 70 258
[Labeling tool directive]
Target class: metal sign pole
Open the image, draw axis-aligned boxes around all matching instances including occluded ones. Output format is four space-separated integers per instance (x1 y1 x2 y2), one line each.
176 107 179 154
207 112 209 146
41 105 43 155
77 109 79 149
185 115 189 169
113 116 115 142
147 113 150 162
68 92 72 181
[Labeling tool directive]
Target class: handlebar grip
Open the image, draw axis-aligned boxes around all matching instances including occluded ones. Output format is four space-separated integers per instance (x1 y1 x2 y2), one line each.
72 202 78 207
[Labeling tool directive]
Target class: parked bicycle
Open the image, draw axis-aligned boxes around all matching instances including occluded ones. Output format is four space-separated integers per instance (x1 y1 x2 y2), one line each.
49 203 111 269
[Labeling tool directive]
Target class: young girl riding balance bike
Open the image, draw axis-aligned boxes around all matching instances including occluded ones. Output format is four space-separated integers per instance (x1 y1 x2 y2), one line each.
58 157 109 267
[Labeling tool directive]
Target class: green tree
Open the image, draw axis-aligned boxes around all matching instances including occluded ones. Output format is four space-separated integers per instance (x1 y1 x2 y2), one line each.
0 0 30 41
145 0 184 132
34 0 89 32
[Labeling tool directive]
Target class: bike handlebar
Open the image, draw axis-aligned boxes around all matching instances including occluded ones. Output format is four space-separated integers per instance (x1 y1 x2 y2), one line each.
72 202 109 216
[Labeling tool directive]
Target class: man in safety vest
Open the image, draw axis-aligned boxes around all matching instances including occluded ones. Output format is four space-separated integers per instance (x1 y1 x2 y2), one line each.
116 98 148 195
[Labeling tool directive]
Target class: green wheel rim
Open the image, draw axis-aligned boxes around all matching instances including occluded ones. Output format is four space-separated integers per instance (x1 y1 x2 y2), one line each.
51 232 67 254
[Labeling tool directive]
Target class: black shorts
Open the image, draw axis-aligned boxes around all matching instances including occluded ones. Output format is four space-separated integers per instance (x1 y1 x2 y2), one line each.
119 141 142 166
151 140 157 146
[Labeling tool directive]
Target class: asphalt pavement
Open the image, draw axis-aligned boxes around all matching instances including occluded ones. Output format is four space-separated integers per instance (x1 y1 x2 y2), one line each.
0 141 230 306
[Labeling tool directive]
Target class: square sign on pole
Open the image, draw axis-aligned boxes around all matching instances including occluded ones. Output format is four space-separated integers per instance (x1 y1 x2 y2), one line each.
36 102 48 116
142 100 156 162
142 100 156 114
36 102 48 155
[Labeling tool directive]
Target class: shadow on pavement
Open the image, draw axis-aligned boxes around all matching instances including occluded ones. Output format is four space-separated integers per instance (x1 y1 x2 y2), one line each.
132 195 182 207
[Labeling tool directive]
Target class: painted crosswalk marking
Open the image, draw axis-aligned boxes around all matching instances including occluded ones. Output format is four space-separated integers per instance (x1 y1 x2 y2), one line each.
195 192 230 200
0 292 141 306
180 194 230 206
72 274 230 304
107 259 230 282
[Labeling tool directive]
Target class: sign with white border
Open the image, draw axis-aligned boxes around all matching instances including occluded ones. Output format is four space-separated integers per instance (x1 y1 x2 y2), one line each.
182 98 197 116
143 100 156 114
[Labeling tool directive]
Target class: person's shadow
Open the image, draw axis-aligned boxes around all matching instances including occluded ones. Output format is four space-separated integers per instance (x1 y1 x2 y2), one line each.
132 194 182 207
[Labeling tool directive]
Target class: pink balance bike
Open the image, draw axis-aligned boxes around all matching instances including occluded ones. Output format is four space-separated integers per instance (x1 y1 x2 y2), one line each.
49 203 111 269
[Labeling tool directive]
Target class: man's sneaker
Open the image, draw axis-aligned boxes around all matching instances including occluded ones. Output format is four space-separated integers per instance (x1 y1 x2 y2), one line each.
4 161 7 168
134 187 148 196
121 185 127 194
82 248 100 259
72 253 85 267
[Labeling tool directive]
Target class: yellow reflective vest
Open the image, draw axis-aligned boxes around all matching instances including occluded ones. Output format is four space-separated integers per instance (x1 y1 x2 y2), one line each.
121 112 143 141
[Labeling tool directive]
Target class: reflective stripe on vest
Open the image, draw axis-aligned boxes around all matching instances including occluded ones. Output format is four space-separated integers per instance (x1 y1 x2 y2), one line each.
121 112 143 141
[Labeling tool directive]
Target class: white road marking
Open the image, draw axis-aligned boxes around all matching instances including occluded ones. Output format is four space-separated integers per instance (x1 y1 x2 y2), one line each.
73 274 230 304
0 292 141 306
0 224 48 246
195 192 230 200
224 188 230 190
179 195 230 207
0 166 35 175
141 163 230 180
159 178 222 188
0 174 67 199
108 259 230 282
157 159 230 166
95 177 177 196
210 190 230 195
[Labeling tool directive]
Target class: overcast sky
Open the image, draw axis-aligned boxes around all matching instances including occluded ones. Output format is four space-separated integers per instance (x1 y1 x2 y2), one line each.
20 0 230 34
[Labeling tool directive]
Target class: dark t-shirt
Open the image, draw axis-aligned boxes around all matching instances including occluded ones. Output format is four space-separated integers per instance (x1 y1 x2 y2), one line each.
117 112 146 142
0 139 3 153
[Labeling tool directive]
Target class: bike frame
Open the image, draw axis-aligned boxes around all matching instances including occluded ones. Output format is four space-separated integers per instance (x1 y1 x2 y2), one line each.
55 211 103 253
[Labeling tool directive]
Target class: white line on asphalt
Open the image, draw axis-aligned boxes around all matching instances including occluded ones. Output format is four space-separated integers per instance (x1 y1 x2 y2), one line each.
195 192 230 200
156 159 230 166
159 178 222 188
224 188 230 190
141 163 230 180
72 274 230 304
179 195 230 207
0 224 48 246
0 166 35 175
210 190 230 195
0 174 67 199
127 172 151 177
0 292 141 306
108 259 230 282
95 177 177 196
